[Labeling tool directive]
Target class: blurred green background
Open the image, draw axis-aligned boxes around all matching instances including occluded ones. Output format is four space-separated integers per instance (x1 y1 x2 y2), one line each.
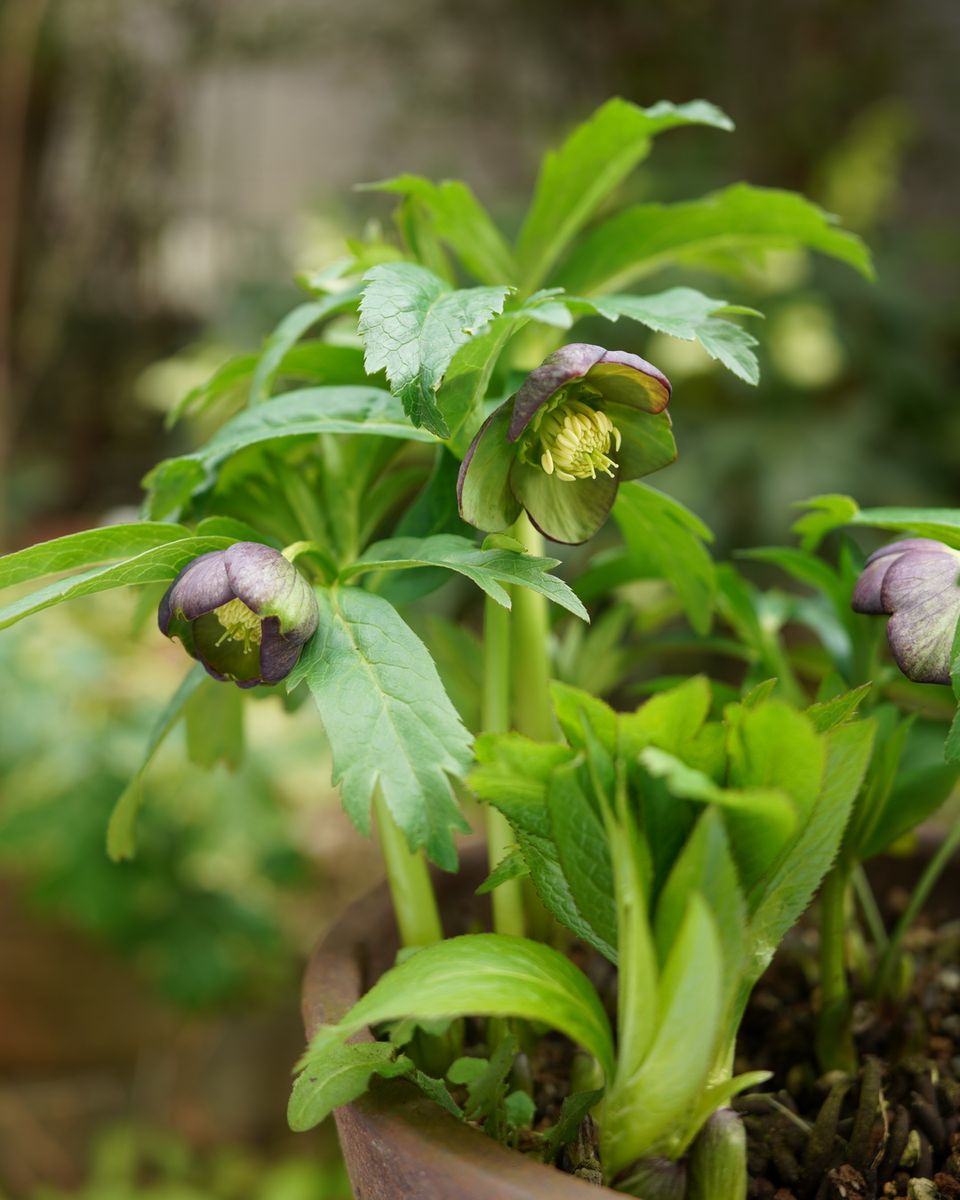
0 0 958 1194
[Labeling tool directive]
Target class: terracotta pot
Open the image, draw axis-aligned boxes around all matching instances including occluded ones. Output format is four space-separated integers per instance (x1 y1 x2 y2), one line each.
301 843 618 1199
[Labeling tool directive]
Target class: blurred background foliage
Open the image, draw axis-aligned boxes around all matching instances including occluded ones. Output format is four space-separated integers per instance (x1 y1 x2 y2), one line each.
0 0 958 1194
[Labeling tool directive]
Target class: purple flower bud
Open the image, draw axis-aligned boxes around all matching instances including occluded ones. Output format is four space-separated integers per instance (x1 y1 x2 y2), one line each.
457 343 674 544
852 538 960 684
159 542 319 688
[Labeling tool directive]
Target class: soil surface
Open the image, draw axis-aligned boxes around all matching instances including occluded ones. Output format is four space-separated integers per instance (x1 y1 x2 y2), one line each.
487 895 960 1198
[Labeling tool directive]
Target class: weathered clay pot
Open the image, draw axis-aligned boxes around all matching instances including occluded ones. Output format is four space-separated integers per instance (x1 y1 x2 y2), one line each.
301 843 619 1199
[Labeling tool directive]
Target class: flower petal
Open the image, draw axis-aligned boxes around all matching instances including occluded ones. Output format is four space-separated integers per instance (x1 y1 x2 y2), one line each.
458 403 523 533
586 351 671 414
880 545 960 684
508 344 608 440
852 539 954 614
225 541 318 640
159 550 232 628
259 618 307 684
509 458 618 545
606 403 677 481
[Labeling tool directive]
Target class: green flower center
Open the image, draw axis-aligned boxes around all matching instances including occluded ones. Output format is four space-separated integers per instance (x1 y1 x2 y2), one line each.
527 390 621 482
212 597 263 653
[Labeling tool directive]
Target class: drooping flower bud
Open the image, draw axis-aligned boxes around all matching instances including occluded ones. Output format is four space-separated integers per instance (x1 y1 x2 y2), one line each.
851 538 960 685
158 542 319 688
457 343 674 544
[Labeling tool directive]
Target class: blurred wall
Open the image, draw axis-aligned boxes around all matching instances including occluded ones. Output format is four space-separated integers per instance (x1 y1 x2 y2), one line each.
2 0 958 546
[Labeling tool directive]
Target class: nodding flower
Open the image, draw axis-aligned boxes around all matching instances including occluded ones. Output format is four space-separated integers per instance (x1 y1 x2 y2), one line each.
852 537 960 685
159 542 319 687
457 343 675 545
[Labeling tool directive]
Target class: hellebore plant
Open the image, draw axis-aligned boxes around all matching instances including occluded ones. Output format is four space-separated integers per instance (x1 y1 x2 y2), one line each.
11 95 946 1197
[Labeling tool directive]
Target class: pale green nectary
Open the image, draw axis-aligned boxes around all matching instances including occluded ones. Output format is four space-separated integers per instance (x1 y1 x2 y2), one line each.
457 343 675 545
158 542 318 687
852 538 960 684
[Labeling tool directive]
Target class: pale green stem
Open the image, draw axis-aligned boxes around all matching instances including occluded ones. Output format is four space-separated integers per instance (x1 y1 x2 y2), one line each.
483 592 525 937
873 819 960 997
373 789 443 947
510 514 556 742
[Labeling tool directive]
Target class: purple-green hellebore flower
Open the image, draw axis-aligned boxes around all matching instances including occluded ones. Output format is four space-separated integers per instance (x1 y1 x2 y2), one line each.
457 343 674 544
159 542 319 688
852 538 960 684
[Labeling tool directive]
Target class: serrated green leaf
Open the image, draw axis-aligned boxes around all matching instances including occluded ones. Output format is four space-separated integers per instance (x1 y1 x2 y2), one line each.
539 1089 604 1162
727 702 824 824
107 665 207 861
613 483 717 635
144 386 433 520
805 684 872 733
619 675 713 760
0 535 236 630
470 734 573 837
639 747 797 890
516 827 616 962
745 719 874 982
411 1070 463 1118
557 183 874 295
300 934 615 1084
0 523 195 591
288 587 471 869
849 505 960 549
288 1041 413 1132
343 533 588 620
546 760 617 960
250 293 360 405
358 263 510 437
518 98 733 292
790 494 860 551
584 288 760 385
456 1035 516 1126
366 175 517 284
476 847 529 895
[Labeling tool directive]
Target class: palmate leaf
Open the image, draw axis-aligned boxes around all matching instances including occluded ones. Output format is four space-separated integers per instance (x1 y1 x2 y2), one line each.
365 175 517 284
249 291 361 405
517 98 733 292
288 1041 413 1132
612 483 717 636
288 586 472 870
358 263 511 437
0 522 197 590
0 534 237 630
556 183 874 295
297 934 615 1083
144 386 435 520
583 288 761 385
341 533 588 620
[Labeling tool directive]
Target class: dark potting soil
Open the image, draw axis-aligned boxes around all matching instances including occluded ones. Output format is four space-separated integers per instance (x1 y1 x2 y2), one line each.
733 911 960 1199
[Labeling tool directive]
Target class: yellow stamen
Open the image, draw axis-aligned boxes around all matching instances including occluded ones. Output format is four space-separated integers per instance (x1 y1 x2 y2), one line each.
534 397 620 482
212 597 262 653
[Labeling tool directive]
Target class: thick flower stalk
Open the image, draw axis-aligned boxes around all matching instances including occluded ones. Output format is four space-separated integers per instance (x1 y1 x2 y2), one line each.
852 537 960 684
159 542 319 687
458 343 675 544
